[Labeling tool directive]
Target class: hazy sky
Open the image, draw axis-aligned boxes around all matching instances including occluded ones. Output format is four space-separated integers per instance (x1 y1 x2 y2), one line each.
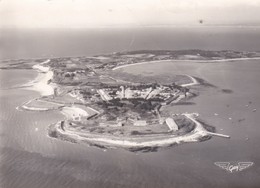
1 0 260 28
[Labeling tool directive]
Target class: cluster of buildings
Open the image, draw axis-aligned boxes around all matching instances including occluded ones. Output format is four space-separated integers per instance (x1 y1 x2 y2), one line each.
93 84 183 131
66 82 185 133
96 84 181 102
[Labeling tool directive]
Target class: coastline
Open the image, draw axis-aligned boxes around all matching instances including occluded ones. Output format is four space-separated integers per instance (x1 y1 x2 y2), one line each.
20 60 89 119
46 60 230 151
24 59 55 96
112 57 260 71
20 55 230 152
48 113 218 151
20 59 56 110
181 74 199 87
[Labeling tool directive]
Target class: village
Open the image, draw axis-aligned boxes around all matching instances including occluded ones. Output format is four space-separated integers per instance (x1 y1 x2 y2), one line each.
64 82 190 136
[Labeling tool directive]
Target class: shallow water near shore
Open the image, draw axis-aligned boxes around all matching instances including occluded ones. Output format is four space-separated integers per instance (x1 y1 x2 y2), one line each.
1 59 260 188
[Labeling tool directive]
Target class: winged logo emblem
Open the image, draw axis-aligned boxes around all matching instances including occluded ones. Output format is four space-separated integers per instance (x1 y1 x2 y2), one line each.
214 162 254 173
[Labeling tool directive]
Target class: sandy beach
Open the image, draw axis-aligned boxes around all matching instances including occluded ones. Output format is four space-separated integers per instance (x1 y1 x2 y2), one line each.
32 59 51 72
32 59 55 96
20 59 90 122
24 59 55 96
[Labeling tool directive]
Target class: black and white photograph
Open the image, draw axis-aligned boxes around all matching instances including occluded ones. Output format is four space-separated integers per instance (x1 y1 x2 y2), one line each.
0 0 260 188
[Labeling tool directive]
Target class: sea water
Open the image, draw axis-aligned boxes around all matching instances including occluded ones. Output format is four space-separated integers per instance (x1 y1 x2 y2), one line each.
1 27 260 188
1 27 260 60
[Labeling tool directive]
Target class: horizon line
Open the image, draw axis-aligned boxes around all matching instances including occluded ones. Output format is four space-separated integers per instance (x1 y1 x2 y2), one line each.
2 24 260 29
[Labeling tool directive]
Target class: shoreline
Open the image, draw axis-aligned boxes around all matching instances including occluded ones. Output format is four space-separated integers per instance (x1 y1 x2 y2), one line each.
20 59 89 119
20 98 49 111
180 74 199 87
45 59 228 150
20 56 231 152
111 58 260 88
19 59 57 110
23 59 55 96
49 113 221 151
112 57 260 71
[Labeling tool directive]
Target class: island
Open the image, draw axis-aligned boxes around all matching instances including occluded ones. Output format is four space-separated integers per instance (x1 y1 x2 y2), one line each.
3 49 260 152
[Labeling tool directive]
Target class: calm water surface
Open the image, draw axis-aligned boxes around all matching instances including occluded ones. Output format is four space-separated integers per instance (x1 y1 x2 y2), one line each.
1 27 260 188
1 27 260 60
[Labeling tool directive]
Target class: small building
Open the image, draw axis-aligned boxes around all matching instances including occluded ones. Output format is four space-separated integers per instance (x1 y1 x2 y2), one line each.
166 118 178 131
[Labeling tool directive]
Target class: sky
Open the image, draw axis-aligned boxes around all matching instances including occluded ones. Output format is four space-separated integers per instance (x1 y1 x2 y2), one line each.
1 0 260 28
